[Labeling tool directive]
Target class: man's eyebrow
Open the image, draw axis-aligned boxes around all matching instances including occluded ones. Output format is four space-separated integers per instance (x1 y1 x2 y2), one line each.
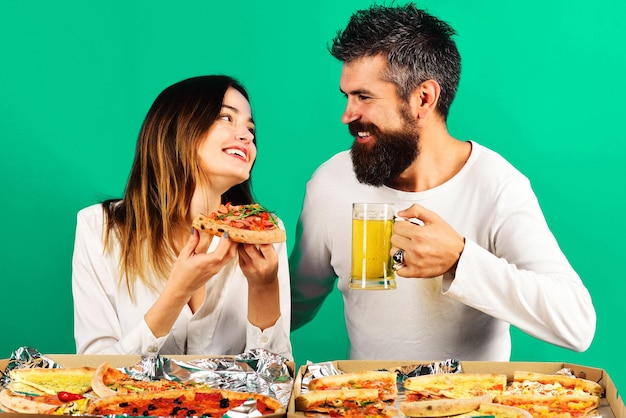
339 88 374 97
222 104 254 124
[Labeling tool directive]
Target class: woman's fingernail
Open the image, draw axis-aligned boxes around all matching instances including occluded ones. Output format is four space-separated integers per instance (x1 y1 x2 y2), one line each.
223 231 229 240
190 227 194 235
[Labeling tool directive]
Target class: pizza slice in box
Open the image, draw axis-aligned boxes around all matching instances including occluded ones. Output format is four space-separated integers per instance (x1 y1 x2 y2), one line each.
308 370 398 401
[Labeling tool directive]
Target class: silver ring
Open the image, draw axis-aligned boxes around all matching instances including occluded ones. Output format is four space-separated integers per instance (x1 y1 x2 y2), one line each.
392 249 405 265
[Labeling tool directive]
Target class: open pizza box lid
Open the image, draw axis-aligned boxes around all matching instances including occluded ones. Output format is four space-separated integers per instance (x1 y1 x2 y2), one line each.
287 360 626 418
0 354 294 418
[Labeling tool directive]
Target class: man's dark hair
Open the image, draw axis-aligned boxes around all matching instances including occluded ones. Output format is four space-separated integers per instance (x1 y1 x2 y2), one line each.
330 3 461 120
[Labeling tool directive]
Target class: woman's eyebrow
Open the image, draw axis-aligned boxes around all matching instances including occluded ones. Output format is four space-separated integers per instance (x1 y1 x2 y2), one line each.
222 104 254 124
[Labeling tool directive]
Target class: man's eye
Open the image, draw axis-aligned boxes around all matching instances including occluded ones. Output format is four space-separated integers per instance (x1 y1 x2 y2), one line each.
358 95 371 101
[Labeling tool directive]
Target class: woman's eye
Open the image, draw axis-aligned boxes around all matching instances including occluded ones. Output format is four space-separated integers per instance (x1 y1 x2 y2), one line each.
219 114 232 122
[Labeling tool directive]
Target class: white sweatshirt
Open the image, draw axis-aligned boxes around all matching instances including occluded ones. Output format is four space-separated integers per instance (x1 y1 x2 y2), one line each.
291 142 595 361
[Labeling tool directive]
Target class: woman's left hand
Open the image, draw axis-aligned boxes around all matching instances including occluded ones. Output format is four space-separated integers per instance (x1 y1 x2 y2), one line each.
238 244 279 285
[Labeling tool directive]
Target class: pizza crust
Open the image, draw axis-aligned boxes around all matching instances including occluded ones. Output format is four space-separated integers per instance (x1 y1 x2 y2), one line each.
400 394 493 417
193 214 286 244
0 389 59 414
91 362 119 398
458 402 534 418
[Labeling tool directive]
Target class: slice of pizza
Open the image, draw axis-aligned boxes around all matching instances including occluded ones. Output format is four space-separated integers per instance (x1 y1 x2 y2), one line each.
510 370 604 397
91 362 204 398
86 388 284 417
192 202 286 244
295 388 392 416
8 366 95 395
307 370 398 401
403 372 507 400
494 393 600 417
0 388 74 414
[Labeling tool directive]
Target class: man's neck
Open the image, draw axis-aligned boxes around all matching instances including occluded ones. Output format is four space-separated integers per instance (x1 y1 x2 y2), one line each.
387 133 471 192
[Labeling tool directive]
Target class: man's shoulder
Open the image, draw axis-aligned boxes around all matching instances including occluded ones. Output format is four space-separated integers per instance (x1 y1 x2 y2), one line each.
313 150 352 174
469 142 527 180
308 150 355 183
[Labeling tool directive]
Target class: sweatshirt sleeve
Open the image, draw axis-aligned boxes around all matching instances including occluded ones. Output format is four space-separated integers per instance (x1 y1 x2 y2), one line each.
289 175 339 330
71 206 167 355
443 177 596 352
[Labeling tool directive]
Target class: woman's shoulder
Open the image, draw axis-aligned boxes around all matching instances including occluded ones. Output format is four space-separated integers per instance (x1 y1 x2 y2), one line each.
76 201 120 229
77 202 104 220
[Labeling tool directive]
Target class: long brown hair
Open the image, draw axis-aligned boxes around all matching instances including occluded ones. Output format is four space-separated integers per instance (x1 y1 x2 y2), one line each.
103 75 254 294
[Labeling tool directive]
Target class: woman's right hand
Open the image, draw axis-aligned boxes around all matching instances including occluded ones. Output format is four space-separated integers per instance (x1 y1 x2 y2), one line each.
168 228 237 296
144 229 237 338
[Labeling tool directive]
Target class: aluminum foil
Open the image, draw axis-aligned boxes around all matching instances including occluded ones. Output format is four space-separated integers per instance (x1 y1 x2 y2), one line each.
1 346 292 416
0 346 59 388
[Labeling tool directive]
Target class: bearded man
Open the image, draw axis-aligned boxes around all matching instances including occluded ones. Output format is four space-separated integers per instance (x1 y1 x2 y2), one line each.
289 3 595 361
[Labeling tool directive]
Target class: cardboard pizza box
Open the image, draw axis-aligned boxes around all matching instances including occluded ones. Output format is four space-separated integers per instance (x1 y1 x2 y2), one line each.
287 360 625 418
0 354 293 418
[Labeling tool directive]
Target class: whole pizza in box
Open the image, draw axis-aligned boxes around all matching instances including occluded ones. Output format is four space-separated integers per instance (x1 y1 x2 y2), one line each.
0 361 285 416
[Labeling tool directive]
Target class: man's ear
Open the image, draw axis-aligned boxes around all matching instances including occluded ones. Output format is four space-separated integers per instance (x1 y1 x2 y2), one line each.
409 79 440 119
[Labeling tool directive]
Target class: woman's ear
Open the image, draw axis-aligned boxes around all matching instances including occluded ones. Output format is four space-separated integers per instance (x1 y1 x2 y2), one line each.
410 79 441 120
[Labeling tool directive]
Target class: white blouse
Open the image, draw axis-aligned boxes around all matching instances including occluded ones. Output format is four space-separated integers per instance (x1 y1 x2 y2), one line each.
72 204 292 360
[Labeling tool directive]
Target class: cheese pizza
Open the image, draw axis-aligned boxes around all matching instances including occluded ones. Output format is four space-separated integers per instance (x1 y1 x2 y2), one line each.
403 372 507 400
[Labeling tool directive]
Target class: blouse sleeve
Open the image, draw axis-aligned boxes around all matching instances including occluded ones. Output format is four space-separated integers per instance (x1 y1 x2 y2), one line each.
71 206 168 355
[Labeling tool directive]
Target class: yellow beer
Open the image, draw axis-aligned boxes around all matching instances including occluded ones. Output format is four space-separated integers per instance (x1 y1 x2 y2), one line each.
350 203 396 290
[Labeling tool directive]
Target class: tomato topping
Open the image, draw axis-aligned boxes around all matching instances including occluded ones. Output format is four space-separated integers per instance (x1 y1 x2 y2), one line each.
58 391 84 402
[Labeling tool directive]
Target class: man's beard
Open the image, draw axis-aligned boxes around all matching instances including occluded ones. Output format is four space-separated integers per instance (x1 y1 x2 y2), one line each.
349 119 419 186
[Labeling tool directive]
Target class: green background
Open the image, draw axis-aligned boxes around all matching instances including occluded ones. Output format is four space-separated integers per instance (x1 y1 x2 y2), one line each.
1 0 624 392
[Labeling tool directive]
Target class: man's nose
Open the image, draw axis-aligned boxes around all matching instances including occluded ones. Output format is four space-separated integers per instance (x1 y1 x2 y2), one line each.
341 100 360 125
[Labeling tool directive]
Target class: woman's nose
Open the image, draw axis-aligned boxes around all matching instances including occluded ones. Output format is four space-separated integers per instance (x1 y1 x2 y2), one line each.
236 126 254 142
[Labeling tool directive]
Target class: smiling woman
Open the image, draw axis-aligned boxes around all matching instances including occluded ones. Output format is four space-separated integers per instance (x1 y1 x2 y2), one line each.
70 75 292 359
